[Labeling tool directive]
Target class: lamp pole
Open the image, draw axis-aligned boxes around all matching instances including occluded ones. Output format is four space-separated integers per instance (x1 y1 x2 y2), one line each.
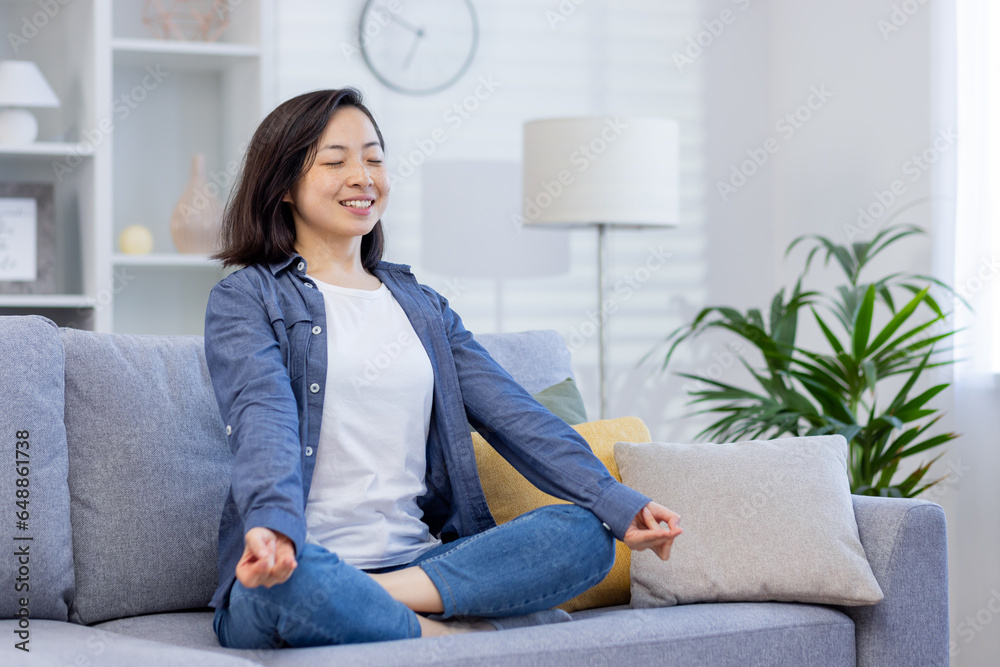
597 223 609 419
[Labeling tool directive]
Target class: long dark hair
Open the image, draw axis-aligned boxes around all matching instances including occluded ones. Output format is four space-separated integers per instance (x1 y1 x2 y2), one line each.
212 87 386 269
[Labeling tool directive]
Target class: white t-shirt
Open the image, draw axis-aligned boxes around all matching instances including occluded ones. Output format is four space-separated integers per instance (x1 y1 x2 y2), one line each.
303 274 442 568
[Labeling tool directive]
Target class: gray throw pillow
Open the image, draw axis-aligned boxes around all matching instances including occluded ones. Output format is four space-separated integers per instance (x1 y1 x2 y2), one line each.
0 316 75 621
61 329 230 624
615 435 884 608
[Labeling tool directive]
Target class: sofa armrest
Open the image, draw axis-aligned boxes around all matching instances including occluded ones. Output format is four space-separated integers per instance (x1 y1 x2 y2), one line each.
837 496 949 667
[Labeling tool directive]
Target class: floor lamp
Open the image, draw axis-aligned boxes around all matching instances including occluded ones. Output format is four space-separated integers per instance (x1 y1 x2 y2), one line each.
421 160 570 331
521 117 680 419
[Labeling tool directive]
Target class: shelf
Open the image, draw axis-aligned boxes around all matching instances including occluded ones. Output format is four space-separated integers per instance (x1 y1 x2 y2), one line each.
0 142 95 157
0 294 96 308
112 38 260 71
113 253 224 267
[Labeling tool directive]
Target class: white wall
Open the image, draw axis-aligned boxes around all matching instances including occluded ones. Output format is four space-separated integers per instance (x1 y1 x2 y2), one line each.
702 0 934 324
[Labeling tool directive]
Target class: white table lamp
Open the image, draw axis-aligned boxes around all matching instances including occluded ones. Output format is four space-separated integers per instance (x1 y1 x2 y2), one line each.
0 61 60 145
522 116 680 417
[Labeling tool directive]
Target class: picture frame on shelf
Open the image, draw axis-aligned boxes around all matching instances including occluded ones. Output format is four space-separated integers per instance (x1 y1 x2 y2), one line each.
0 182 55 294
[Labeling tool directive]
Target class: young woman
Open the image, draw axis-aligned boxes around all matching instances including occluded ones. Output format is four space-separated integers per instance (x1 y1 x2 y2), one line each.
204 87 682 649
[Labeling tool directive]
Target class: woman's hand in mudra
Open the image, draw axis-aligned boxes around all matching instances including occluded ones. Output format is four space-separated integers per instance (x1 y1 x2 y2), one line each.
237 527 298 589
622 501 682 561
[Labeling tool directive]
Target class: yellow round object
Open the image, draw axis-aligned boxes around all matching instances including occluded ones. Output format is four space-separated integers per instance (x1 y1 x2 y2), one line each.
119 225 154 254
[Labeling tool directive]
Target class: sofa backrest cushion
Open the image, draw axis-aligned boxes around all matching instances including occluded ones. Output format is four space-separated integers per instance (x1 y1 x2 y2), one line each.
61 329 230 625
475 330 574 395
0 316 75 621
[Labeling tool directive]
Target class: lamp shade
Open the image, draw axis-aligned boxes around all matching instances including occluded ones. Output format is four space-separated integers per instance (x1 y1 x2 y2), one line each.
522 117 679 227
0 61 59 108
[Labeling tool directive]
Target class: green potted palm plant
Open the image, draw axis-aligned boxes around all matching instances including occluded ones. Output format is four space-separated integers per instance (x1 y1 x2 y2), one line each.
651 223 963 497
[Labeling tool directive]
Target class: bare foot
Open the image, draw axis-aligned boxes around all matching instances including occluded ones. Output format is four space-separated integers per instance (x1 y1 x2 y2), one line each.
447 618 496 633
417 615 496 637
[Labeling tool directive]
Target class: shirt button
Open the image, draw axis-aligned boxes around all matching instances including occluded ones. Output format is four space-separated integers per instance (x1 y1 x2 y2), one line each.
297 261 305 271
310 383 320 393
225 425 232 435
312 326 321 335
305 446 314 456
305 282 314 288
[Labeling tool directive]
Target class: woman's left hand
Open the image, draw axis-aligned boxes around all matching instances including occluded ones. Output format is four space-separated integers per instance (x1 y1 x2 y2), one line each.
622 501 682 560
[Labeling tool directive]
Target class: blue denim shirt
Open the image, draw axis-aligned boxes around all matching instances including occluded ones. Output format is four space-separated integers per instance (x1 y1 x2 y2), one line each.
203 252 652 609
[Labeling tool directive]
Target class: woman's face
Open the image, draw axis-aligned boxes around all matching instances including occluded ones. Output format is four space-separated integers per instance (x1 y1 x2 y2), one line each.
284 105 389 252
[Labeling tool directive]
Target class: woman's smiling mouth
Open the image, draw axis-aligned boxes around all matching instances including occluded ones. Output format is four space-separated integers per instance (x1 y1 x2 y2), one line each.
340 198 374 213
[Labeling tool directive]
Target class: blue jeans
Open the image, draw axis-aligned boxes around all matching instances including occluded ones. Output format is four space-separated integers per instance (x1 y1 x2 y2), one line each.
213 504 615 648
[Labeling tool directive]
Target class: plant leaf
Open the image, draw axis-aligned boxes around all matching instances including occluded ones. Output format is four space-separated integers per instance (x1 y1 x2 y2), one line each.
866 286 930 355
812 308 845 355
852 285 877 359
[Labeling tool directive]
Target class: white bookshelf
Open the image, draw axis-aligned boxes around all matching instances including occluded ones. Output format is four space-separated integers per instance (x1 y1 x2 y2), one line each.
113 253 224 267
0 143 94 157
0 0 96 327
111 38 261 70
0 0 274 333
0 294 97 308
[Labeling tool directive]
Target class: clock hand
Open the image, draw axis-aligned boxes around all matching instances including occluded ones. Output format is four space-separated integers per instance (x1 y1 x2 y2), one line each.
401 29 425 70
381 8 423 36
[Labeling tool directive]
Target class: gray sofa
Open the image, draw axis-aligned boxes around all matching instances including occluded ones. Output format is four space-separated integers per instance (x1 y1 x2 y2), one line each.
0 315 949 666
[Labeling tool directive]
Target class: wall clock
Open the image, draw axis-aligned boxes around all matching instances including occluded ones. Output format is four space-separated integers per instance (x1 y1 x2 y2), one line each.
359 0 479 96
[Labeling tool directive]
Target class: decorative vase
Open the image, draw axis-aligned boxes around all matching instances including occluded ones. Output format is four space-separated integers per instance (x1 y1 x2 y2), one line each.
142 0 231 42
170 153 221 254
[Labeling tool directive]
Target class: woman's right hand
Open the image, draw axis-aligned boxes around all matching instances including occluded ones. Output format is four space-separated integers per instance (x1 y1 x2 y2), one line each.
236 527 298 589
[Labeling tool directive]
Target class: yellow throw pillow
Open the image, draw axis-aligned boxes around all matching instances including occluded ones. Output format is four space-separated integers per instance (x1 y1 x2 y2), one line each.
471 416 651 612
